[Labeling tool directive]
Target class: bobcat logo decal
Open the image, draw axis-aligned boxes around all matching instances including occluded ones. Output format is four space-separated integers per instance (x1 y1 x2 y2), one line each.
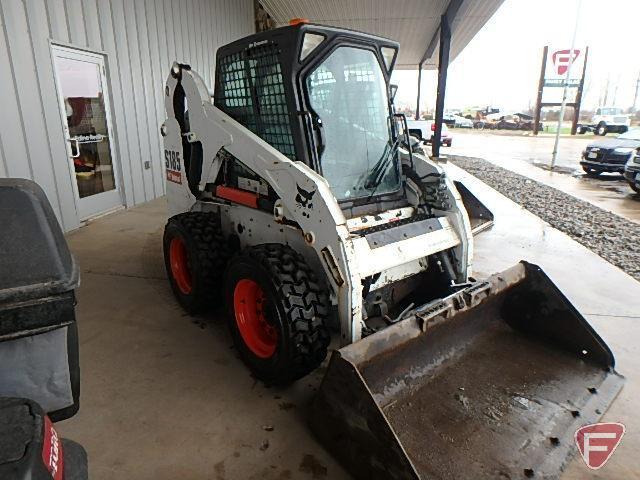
295 184 316 218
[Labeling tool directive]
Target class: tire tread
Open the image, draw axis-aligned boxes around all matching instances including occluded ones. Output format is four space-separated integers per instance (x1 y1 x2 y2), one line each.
233 244 330 382
165 212 231 313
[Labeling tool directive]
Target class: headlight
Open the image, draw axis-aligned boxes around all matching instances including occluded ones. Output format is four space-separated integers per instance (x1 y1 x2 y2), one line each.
613 147 635 154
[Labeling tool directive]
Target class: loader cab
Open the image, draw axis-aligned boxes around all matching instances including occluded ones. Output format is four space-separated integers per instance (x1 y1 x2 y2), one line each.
213 23 401 211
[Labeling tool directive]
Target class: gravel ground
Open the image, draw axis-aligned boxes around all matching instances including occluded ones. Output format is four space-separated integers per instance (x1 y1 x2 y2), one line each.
451 156 640 281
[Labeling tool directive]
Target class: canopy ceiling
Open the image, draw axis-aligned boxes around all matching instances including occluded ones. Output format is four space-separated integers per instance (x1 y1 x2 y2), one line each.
260 0 504 69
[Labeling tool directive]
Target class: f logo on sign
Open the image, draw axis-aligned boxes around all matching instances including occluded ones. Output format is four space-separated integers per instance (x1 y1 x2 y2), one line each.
552 49 580 76
575 422 625 470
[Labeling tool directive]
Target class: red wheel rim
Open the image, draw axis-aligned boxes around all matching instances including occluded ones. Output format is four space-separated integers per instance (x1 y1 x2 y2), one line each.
233 279 277 359
169 237 192 294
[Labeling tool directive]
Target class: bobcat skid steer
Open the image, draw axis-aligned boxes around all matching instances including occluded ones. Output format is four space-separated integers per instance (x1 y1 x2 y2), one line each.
161 22 623 480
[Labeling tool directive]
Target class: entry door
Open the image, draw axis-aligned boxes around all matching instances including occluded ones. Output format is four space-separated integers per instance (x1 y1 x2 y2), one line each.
52 46 122 220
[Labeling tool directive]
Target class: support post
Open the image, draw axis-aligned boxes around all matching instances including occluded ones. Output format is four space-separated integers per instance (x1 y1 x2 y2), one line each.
533 46 548 136
571 46 589 135
415 62 423 120
433 14 451 158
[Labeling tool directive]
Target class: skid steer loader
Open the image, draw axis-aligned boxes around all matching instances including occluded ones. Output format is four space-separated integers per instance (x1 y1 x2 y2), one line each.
160 21 623 479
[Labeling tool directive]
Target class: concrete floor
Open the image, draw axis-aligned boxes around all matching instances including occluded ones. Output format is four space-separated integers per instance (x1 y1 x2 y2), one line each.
57 168 640 479
59 198 345 480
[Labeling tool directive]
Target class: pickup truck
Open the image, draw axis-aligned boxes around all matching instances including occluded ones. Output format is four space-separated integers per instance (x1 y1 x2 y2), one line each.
406 119 452 147
577 107 630 136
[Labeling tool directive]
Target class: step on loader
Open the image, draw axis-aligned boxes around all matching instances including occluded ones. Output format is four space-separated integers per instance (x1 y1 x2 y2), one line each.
160 21 623 479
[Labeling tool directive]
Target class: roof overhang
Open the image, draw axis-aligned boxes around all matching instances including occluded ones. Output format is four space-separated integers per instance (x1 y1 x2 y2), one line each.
259 0 504 70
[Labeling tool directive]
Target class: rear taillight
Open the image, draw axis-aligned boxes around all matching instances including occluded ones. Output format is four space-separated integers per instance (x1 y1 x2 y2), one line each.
42 416 64 480
431 123 436 131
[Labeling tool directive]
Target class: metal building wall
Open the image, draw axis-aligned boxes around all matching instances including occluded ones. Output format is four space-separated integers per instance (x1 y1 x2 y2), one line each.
0 0 253 230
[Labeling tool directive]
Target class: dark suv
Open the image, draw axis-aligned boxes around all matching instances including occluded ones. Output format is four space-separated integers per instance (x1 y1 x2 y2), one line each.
580 128 640 176
624 153 640 193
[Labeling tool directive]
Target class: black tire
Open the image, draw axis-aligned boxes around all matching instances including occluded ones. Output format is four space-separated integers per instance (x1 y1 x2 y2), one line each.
163 212 231 314
225 244 330 385
630 183 640 194
582 166 601 177
596 123 608 136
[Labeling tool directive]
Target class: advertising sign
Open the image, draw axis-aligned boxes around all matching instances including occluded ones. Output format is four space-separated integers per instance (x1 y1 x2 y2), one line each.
533 45 589 136
543 47 585 87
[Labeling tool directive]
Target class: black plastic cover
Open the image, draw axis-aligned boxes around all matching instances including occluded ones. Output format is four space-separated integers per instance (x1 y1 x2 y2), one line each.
0 398 36 466
0 397 88 480
0 179 79 305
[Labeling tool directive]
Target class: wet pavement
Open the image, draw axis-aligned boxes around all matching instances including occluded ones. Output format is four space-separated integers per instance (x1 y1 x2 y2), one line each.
446 130 640 224
448 129 593 172
451 156 640 281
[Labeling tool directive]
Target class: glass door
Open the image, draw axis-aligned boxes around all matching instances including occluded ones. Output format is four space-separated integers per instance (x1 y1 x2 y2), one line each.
52 46 122 219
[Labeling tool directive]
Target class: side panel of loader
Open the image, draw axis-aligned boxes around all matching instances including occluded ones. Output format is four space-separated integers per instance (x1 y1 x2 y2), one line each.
311 262 624 480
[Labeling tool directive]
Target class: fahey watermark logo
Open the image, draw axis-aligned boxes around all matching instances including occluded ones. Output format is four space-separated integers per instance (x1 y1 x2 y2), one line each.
575 422 625 470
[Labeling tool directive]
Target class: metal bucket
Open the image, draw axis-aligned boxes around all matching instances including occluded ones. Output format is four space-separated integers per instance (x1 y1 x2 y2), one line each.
454 180 494 234
311 262 624 480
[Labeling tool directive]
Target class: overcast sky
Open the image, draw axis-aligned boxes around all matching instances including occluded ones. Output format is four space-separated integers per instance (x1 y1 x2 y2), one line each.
392 0 640 113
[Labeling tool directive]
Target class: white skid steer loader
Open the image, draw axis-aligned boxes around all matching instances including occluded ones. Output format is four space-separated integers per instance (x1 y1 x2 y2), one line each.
161 22 623 480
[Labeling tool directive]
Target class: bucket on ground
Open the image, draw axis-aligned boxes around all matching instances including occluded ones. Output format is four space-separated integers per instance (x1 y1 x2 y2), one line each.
311 262 624 480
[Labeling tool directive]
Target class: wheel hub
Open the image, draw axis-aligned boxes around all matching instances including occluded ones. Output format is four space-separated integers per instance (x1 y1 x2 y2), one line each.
169 237 193 294
234 279 277 358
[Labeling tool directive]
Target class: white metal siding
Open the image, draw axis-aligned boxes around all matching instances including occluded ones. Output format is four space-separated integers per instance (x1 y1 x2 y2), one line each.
0 0 253 230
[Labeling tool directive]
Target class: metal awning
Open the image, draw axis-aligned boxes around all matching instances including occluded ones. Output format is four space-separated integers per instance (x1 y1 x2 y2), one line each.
259 0 504 69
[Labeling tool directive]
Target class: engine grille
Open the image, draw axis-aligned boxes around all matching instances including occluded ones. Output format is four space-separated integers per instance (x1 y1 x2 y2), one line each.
356 213 431 236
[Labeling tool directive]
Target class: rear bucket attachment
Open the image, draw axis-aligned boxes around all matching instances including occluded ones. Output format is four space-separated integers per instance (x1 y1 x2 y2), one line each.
311 262 624 480
454 180 494 234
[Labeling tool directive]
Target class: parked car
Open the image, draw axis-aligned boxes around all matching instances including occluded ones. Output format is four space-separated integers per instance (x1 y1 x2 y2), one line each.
491 114 542 132
624 153 640 193
406 119 452 147
580 128 640 176
453 115 473 128
442 112 456 127
577 106 630 136
493 115 521 130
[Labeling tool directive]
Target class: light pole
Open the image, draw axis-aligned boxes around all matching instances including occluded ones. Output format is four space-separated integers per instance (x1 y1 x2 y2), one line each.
551 0 582 170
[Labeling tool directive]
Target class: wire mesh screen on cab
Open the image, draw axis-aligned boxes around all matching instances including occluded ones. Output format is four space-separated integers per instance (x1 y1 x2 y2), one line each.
215 43 296 160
